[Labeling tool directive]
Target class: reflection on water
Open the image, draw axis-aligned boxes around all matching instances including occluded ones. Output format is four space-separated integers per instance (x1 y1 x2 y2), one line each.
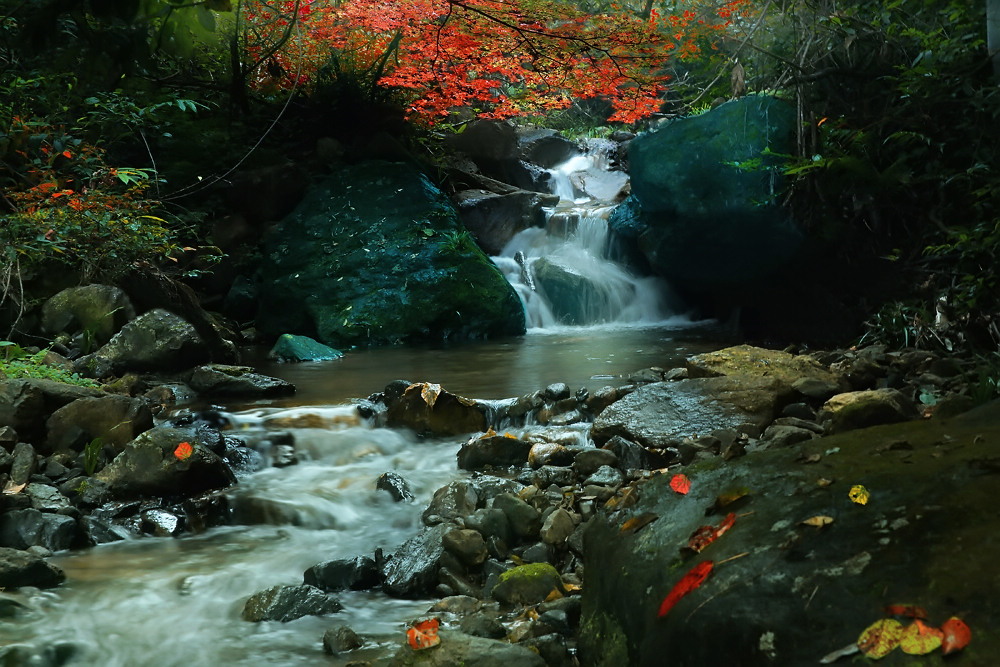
243 324 725 407
0 327 725 666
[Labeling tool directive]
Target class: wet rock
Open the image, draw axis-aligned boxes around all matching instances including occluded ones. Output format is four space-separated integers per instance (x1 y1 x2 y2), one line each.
45 394 154 455
40 284 135 348
255 160 525 347
464 508 511 546
305 555 381 592
491 562 565 606
492 493 541 541
578 399 1000 666
80 309 209 378
187 365 296 398
81 516 130 544
94 426 236 499
24 483 70 511
819 388 917 434
0 546 65 589
0 426 16 448
781 401 817 420
528 443 574 468
386 382 487 436
526 634 575 667
573 448 619 477
759 423 816 448
322 624 364 655
458 433 532 470
268 333 343 362
540 508 576 545
525 465 575 488
59 476 111 508
422 480 480 526
460 611 508 639
376 471 414 502
439 565 481 598
791 376 843 402
182 491 230 533
454 189 557 256
0 379 103 443
533 257 629 326
241 584 342 622
601 435 673 470
518 127 579 168
382 524 449 598
140 509 182 537
0 509 77 551
591 376 793 449
583 465 624 488
10 441 37 486
687 345 845 390
388 629 545 667
442 528 488 568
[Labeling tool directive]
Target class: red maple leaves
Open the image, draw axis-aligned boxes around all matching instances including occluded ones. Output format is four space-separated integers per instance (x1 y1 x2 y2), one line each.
241 0 755 124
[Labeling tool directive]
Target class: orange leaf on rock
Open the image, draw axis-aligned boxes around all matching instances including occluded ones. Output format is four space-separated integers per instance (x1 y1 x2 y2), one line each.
669 474 691 495
857 618 903 659
899 619 943 655
657 560 713 618
687 513 736 553
174 441 193 461
406 618 441 650
940 616 972 655
883 603 928 619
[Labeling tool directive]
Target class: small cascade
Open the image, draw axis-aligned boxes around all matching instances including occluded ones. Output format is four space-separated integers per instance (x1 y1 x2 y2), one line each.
494 143 684 330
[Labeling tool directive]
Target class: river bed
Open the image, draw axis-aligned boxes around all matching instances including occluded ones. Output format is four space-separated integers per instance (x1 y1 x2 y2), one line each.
0 325 722 666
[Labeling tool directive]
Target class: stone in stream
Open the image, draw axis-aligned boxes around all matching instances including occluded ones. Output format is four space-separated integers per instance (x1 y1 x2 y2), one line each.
457 433 533 470
267 333 343 362
492 493 541 542
376 471 414 502
0 546 65 589
385 382 487 436
381 524 450 598
442 528 488 568
491 562 565 606
304 555 380 592
322 624 364 655
0 509 78 552
186 364 296 398
241 584 342 622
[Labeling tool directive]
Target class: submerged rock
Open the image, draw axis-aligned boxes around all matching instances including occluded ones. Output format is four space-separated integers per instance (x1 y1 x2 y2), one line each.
267 333 343 362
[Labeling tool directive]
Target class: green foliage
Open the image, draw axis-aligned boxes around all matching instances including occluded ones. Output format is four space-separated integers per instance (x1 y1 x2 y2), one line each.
0 342 101 387
83 436 103 476
970 354 1000 406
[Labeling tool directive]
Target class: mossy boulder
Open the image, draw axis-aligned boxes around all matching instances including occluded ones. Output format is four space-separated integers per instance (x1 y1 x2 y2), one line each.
267 333 342 362
256 161 525 347
579 399 1000 666
491 562 565 605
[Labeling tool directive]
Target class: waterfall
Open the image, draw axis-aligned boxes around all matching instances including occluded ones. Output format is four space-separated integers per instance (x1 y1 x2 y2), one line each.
494 144 685 331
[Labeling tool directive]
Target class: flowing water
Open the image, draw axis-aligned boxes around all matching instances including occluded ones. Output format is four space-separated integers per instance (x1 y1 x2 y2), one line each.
0 152 726 666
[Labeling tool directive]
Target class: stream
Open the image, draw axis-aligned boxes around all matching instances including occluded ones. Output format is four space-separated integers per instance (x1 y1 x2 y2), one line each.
0 150 726 666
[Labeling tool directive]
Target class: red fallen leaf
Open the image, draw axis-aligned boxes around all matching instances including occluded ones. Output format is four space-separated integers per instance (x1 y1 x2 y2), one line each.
883 603 928 619
174 441 193 461
687 513 737 553
657 560 713 618
940 616 971 655
406 618 441 650
670 474 691 495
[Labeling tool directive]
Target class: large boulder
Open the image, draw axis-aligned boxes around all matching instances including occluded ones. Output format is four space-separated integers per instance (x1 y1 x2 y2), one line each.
381 524 450 598
40 285 135 349
453 189 557 255
256 161 525 347
578 399 1000 666
590 375 794 450
384 382 487 436
612 96 802 309
94 426 236 499
0 509 78 551
186 365 296 398
0 379 102 444
0 547 65 589
45 394 154 455
79 309 209 378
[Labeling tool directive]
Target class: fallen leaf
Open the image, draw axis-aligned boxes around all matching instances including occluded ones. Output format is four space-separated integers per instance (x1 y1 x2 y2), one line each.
670 474 691 495
800 515 834 528
857 618 903 659
406 618 441 650
899 619 943 655
819 642 859 664
174 441 193 461
816 478 834 487
799 452 822 464
711 487 750 510
478 427 497 439
883 603 927 619
849 484 870 505
420 382 442 408
544 588 564 602
605 486 639 511
940 616 972 655
687 513 737 553
621 512 659 536
657 560 713 618
2 481 26 495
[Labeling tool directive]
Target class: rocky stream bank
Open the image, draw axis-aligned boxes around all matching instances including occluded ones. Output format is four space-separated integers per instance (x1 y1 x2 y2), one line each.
2 291 998 666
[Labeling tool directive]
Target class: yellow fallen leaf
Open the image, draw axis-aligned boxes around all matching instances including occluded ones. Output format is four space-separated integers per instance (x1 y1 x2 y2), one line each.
800 515 834 528
899 619 943 655
849 484 870 505
420 382 442 408
858 618 903 659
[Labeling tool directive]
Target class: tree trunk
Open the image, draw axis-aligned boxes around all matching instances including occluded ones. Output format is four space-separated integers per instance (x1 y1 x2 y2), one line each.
989 0 1000 82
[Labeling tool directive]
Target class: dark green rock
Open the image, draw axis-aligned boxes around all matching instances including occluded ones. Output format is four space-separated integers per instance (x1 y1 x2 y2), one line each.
241 584 342 622
267 333 343 362
619 96 802 292
256 161 525 347
491 562 565 605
